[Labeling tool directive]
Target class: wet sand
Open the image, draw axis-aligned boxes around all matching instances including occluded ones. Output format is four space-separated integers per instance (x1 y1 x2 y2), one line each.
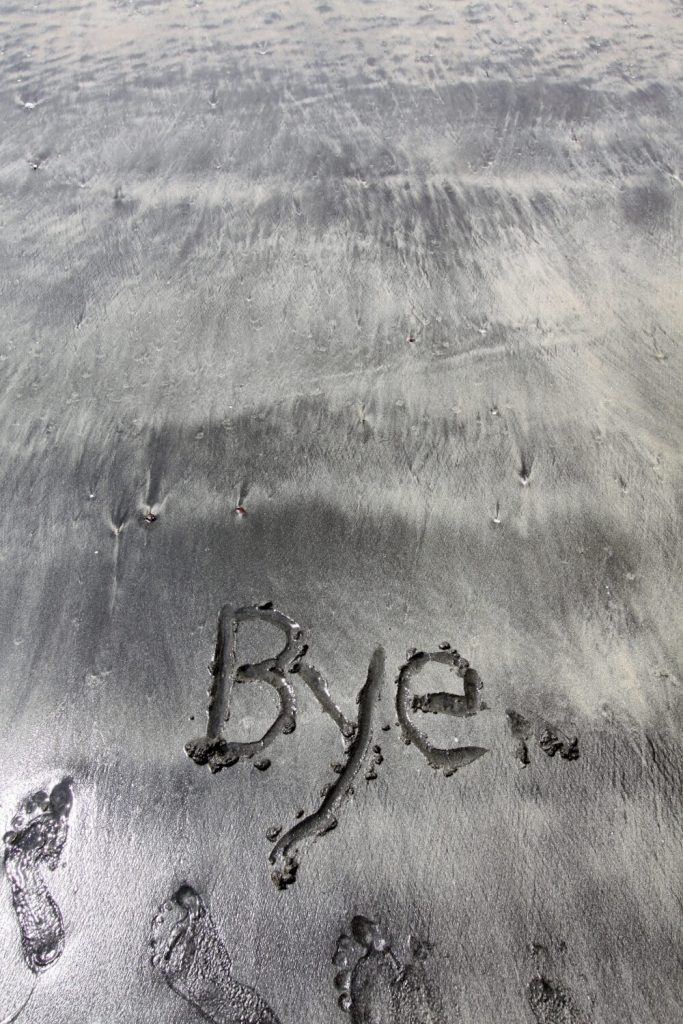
0 2 681 1022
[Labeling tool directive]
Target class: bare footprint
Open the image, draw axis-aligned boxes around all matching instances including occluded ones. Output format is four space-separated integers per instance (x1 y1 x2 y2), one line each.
391 937 446 1024
334 916 398 1022
150 884 281 1024
2 778 73 973
527 975 586 1024
527 943 589 1024
334 916 445 1023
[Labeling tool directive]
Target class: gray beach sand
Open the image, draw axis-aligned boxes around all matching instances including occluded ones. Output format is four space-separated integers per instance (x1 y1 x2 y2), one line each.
0 2 681 1022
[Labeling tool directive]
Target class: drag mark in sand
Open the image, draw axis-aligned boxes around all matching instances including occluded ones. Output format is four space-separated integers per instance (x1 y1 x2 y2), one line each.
506 710 579 766
410 647 485 717
396 648 488 776
290 660 356 739
186 603 380 886
185 604 305 772
186 605 578 885
107 513 128 614
506 709 533 766
269 648 385 889
150 884 281 1024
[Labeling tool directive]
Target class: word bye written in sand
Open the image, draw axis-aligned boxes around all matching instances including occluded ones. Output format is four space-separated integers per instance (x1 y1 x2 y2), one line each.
186 604 579 888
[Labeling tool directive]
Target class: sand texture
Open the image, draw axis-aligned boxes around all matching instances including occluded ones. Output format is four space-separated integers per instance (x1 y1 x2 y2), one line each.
0 2 681 1022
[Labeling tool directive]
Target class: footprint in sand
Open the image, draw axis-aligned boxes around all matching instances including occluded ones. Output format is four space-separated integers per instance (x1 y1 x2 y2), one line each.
150 884 281 1024
527 943 589 1024
333 915 446 1023
2 778 73 974
527 974 588 1024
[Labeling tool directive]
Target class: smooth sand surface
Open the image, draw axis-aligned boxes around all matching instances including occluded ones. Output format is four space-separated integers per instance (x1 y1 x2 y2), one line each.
0 2 681 1022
